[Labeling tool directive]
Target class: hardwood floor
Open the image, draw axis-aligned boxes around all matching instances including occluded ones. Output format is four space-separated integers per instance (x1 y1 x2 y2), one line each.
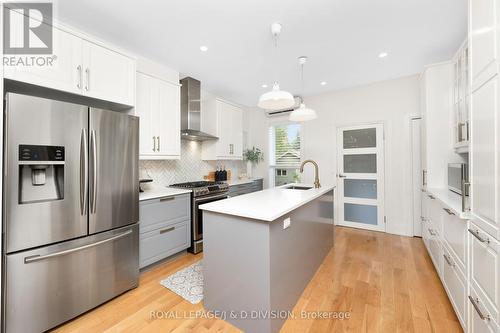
52 227 462 333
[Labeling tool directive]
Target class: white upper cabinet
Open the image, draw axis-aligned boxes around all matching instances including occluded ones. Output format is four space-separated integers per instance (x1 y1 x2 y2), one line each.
452 41 470 151
201 98 243 160
470 0 498 88
135 72 180 160
4 16 83 95
82 41 136 106
470 0 500 240
4 10 136 107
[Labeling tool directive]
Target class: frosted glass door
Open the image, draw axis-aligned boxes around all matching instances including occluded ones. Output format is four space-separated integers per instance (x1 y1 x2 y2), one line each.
337 124 385 232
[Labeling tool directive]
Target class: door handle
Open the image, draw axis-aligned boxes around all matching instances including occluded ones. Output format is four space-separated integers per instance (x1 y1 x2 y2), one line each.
422 170 427 186
468 228 490 244
24 230 133 264
77 65 82 89
80 129 88 215
428 228 436 236
90 130 98 214
443 208 455 216
443 254 455 267
152 136 156 152
85 68 90 91
157 136 160 151
427 194 435 200
159 226 175 234
469 296 490 321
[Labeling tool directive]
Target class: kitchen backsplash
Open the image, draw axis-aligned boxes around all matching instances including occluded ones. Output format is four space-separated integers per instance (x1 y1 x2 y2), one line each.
139 140 246 186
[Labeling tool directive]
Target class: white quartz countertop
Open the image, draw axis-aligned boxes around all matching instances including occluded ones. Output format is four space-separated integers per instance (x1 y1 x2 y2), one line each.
425 187 470 220
200 183 335 221
225 177 263 186
139 185 191 202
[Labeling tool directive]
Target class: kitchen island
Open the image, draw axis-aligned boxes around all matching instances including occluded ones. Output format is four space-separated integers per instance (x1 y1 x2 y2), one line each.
200 184 335 333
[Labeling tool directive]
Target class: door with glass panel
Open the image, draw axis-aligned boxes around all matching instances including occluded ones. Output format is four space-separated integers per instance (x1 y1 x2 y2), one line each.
337 124 385 232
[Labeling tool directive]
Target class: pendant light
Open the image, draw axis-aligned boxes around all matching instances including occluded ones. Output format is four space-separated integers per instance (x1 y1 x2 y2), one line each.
289 56 317 122
258 23 295 110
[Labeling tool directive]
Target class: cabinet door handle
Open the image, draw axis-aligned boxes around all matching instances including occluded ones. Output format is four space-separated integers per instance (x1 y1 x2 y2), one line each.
422 170 427 186
443 254 455 267
159 226 175 234
159 196 174 202
468 228 490 244
427 194 435 200
443 208 455 216
77 65 82 89
157 136 160 151
152 136 156 152
469 296 490 321
85 68 90 91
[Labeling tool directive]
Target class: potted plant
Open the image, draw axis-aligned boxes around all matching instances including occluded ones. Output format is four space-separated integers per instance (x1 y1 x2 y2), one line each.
243 146 264 178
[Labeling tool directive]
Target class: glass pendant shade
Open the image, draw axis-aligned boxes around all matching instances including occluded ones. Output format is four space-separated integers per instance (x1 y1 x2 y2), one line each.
258 82 295 110
289 103 317 122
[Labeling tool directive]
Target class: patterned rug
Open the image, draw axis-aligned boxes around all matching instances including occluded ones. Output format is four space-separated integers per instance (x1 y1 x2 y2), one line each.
160 260 203 304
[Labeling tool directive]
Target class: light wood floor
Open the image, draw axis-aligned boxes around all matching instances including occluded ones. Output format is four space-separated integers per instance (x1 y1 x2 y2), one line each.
52 227 462 333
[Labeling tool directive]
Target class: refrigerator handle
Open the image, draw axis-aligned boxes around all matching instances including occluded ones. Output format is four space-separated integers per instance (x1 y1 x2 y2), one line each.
80 129 88 215
90 130 98 214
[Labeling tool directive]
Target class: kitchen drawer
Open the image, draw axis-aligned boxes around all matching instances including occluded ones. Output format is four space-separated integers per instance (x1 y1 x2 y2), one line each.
469 284 500 333
442 207 468 272
139 194 190 233
424 220 443 276
139 220 190 268
442 244 467 328
469 222 500 323
427 193 443 234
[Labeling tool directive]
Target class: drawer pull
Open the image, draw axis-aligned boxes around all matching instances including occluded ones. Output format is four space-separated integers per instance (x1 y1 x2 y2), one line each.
428 228 436 236
427 194 435 200
160 196 175 202
469 296 490 321
159 227 175 234
443 208 455 216
443 254 455 267
468 229 490 244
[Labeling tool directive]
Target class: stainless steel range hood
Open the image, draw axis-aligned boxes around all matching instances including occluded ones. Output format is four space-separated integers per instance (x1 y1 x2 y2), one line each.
180 77 218 141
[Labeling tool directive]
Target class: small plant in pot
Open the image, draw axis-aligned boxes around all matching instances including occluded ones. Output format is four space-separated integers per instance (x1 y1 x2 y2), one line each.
243 147 264 178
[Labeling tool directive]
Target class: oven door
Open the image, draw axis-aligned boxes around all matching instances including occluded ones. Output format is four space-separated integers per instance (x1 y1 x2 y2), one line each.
193 193 228 242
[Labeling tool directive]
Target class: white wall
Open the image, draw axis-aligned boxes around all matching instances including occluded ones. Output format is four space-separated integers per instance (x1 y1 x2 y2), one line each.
247 75 422 236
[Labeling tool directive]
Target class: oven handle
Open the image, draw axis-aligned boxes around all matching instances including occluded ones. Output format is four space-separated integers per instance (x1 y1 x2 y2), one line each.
194 193 229 203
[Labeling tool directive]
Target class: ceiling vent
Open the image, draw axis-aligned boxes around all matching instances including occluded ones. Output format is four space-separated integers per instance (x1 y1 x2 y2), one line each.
265 96 302 117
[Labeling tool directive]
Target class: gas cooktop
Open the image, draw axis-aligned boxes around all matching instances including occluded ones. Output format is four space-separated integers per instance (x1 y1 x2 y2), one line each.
169 181 228 197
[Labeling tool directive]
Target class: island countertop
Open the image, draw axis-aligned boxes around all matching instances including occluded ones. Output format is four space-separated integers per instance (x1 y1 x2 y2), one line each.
199 183 335 221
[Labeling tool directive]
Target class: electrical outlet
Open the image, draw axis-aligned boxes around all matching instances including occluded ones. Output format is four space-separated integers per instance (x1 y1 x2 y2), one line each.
283 217 291 229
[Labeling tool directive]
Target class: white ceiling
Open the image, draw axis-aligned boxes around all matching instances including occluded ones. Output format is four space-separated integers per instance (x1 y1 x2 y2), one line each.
53 0 467 106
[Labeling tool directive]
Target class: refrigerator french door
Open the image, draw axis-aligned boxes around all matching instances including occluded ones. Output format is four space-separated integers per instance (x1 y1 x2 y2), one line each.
3 92 139 333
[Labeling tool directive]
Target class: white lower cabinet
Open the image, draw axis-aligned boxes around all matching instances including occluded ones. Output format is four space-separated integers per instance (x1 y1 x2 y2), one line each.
139 194 191 268
443 208 468 273
469 284 500 333
442 244 467 327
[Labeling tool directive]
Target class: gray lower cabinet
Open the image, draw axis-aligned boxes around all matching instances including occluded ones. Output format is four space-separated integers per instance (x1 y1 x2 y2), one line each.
139 194 191 268
228 178 263 197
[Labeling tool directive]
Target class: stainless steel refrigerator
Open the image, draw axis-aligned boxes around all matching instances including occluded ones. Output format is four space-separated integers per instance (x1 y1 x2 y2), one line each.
2 92 140 333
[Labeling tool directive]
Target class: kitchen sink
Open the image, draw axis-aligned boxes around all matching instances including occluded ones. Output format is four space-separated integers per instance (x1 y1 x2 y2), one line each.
283 185 313 190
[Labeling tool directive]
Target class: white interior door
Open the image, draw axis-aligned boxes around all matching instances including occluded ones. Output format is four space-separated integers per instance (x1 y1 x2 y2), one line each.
411 117 422 237
337 124 385 232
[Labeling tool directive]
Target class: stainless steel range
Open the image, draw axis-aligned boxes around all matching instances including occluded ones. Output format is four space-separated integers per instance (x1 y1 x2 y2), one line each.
170 181 228 253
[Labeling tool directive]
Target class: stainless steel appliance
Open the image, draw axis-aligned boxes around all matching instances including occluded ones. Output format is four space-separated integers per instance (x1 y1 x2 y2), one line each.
180 77 218 141
448 163 469 196
3 92 139 333
170 181 228 253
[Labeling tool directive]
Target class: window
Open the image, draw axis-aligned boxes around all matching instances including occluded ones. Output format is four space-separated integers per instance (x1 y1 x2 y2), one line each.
269 123 302 187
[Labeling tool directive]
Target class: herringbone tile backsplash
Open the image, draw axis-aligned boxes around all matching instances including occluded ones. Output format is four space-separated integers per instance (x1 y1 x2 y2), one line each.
139 140 245 186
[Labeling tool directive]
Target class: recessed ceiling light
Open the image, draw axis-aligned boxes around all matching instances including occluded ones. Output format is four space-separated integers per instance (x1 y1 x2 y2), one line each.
200 45 208 52
320 81 327 86
261 84 268 88
378 52 388 58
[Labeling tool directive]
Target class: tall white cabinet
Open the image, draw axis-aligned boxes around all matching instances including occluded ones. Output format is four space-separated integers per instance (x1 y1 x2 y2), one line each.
135 72 181 159
468 0 500 331
201 98 243 160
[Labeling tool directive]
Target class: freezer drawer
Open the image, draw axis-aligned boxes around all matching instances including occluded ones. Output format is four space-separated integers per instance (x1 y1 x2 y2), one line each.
3 224 139 333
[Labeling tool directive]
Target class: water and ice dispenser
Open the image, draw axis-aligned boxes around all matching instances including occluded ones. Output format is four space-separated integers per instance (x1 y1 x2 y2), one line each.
18 145 65 204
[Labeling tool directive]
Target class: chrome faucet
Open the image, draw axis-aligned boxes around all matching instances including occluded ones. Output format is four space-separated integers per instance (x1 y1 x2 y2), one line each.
299 159 321 188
